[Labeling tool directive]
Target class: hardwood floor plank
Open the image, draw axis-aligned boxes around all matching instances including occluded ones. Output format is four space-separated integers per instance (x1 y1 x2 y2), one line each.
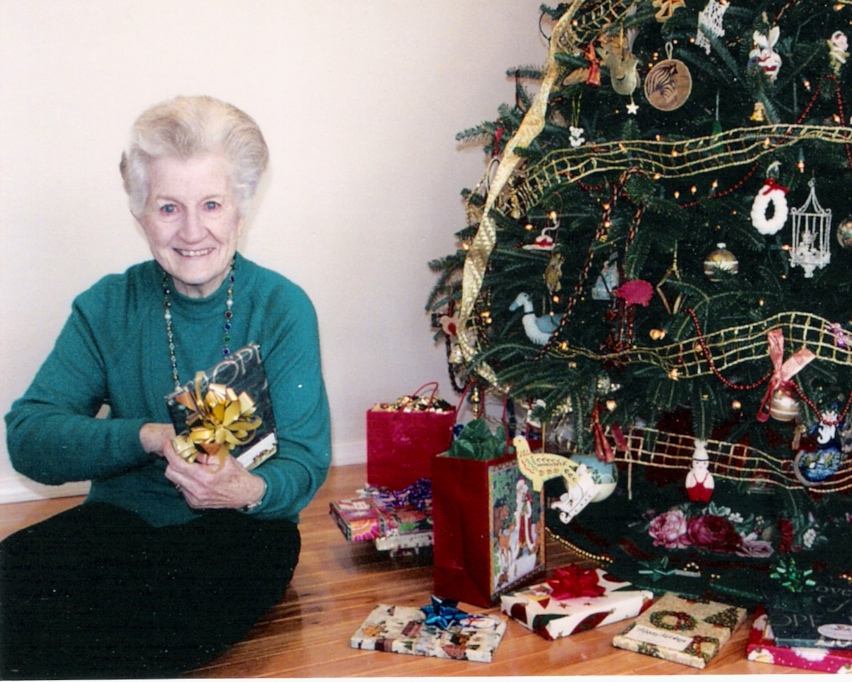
0 463 817 676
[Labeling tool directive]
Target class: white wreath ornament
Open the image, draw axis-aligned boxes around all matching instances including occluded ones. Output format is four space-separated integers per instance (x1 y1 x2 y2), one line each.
751 179 789 235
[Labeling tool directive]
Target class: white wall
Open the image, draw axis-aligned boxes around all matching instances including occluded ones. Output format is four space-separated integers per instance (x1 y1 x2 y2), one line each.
0 0 547 502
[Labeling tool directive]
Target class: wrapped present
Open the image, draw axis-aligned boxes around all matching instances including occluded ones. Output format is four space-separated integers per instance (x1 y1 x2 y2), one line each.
764 575 852 649
748 605 852 673
612 592 747 669
367 382 455 490
350 598 507 663
166 343 277 470
329 479 433 544
500 566 653 640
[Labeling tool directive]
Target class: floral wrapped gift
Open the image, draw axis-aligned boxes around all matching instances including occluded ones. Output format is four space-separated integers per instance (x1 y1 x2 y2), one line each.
500 566 653 640
350 598 506 663
612 592 746 669
748 605 852 673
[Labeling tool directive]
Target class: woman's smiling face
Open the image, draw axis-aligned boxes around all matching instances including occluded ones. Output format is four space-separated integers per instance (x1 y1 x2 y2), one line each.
140 153 244 298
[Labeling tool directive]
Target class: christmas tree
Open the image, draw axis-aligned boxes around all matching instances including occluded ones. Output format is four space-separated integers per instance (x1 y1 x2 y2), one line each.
429 0 852 599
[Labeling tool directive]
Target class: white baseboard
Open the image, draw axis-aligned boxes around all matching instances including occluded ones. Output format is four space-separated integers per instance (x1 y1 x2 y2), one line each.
0 475 90 505
0 440 367 505
330 440 366 467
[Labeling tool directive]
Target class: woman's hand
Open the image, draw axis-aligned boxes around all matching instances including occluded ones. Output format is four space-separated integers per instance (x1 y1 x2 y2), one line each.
162 440 266 511
139 423 177 457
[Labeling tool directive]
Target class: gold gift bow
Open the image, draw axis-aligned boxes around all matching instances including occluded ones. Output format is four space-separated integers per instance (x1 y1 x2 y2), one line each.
171 374 262 469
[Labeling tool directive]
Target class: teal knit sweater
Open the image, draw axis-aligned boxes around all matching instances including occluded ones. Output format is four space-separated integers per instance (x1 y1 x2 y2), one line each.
5 253 331 526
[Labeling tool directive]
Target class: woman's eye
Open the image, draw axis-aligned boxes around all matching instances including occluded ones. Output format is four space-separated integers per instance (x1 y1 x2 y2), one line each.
204 201 220 211
159 203 178 215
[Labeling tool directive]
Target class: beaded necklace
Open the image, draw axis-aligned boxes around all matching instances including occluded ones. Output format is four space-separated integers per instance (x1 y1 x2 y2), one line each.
162 258 235 389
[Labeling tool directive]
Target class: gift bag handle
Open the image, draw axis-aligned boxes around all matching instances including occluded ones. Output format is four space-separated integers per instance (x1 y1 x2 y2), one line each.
410 381 441 410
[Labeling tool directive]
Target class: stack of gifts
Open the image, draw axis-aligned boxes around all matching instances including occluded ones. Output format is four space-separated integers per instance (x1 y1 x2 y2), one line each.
499 565 653 640
747 605 852 673
329 478 433 555
350 596 507 663
747 571 852 673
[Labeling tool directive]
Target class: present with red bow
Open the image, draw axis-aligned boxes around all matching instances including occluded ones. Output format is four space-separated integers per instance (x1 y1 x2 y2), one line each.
499 566 653 640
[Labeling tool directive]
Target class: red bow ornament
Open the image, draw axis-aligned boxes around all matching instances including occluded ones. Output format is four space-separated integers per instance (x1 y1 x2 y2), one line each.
756 328 815 422
547 565 606 600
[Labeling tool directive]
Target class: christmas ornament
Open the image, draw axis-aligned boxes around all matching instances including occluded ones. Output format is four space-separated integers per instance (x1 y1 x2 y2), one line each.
509 292 562 345
656 249 684 313
751 178 789 235
703 242 738 280
685 438 715 502
651 0 685 22
750 102 767 122
592 253 619 300
757 328 815 423
544 253 564 293
789 178 831 278
828 31 849 75
569 125 586 147
626 97 639 115
749 26 782 81
794 446 843 485
769 387 800 422
696 0 728 54
598 27 640 96
524 211 559 251
644 43 692 111
567 453 618 502
613 279 654 306
837 217 852 248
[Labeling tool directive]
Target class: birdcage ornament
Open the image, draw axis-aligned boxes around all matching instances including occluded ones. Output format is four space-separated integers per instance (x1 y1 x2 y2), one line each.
789 178 831 278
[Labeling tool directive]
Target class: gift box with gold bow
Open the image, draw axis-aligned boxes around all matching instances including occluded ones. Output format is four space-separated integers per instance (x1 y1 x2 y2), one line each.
165 343 277 470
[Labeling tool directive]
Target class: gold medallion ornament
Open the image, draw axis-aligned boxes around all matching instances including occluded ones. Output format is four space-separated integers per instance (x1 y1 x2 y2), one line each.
644 42 692 111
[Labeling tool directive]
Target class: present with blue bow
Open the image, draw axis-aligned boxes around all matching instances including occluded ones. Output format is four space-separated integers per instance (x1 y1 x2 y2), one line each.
420 596 472 629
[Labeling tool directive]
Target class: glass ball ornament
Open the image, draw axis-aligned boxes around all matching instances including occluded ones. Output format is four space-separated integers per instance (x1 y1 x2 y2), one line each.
704 243 738 280
837 217 852 249
769 387 799 422
569 454 618 502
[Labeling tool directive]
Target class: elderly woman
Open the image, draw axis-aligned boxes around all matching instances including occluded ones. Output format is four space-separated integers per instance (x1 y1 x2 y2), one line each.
1 96 331 679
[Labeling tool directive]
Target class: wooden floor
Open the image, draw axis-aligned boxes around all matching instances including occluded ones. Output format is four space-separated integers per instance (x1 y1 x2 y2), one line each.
1 463 812 677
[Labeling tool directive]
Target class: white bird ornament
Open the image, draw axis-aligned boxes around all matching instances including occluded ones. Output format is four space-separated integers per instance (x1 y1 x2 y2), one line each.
510 292 562 345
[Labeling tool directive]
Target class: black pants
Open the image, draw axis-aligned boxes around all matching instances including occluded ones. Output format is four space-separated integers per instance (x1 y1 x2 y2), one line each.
0 502 300 679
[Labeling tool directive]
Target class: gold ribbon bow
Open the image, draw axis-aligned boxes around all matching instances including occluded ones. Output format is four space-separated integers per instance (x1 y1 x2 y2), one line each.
756 328 815 423
172 373 263 468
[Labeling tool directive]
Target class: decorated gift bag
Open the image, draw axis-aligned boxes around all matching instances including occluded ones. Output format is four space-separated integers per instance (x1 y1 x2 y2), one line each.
366 382 455 490
432 391 546 607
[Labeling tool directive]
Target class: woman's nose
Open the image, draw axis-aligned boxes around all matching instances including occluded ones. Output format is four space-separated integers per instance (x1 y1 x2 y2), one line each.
180 210 206 242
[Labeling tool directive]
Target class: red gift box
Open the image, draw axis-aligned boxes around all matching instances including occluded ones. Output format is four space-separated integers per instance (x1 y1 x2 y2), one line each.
366 383 455 490
432 451 546 608
747 605 852 673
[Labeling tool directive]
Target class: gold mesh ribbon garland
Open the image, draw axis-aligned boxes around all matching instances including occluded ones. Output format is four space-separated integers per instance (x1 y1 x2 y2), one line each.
171 374 263 469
